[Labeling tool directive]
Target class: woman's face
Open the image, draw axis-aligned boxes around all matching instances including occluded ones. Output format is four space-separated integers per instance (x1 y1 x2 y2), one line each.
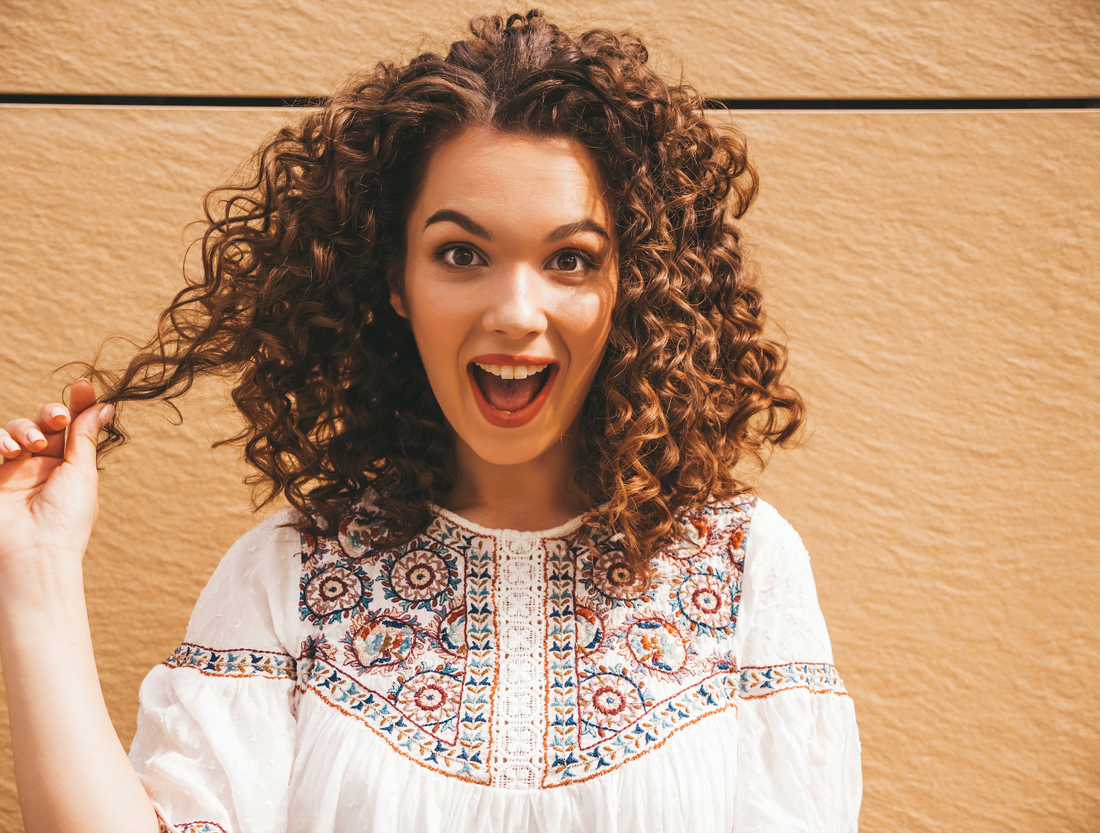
395 127 617 467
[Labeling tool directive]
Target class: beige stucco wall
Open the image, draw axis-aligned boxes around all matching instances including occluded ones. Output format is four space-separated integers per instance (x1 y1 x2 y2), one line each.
1 3 1098 831
3 0 1099 97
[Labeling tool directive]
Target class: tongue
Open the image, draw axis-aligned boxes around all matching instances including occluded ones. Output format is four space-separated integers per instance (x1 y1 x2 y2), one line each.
474 367 545 413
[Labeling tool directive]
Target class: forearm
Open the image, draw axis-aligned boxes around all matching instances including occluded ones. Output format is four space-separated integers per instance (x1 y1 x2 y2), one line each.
0 562 159 833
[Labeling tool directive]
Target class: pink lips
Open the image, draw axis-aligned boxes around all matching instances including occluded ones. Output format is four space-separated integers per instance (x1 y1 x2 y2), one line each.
467 353 559 428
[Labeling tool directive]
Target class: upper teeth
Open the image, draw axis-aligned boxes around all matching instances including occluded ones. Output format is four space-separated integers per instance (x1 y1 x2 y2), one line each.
475 363 548 380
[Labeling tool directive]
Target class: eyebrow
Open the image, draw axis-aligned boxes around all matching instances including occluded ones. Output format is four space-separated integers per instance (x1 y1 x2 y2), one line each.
424 209 493 241
545 220 611 244
424 210 611 245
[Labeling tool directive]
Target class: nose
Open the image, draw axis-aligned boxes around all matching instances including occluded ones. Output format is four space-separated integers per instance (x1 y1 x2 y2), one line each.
482 264 547 339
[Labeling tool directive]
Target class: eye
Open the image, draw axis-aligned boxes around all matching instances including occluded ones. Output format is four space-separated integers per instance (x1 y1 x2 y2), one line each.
547 250 594 273
439 245 486 268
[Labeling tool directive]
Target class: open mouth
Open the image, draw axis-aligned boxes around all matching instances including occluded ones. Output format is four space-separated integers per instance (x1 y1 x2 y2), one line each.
468 358 558 428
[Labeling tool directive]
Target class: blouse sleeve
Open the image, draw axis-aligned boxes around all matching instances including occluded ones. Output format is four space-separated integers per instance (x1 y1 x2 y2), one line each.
127 509 304 833
732 499 863 832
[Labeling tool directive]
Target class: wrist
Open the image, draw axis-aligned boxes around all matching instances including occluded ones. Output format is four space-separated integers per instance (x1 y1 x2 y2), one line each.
0 555 86 625
0 541 84 580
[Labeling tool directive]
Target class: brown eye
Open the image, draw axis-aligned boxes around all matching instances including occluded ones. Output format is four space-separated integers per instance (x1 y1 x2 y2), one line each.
441 246 483 267
549 251 590 272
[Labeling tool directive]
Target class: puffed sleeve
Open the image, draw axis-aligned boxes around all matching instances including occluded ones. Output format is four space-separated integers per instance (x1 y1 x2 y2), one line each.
732 499 862 832
128 509 305 833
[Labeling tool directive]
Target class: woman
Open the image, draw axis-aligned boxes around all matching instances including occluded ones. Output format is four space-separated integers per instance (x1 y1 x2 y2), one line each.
0 11 860 832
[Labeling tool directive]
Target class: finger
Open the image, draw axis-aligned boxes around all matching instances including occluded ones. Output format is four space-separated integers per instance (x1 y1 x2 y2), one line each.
4 417 48 454
67 379 99 418
46 379 103 461
65 402 115 471
32 402 71 458
0 428 25 459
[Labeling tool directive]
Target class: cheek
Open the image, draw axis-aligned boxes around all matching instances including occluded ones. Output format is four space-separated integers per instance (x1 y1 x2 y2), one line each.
409 308 459 374
558 288 615 362
402 280 477 390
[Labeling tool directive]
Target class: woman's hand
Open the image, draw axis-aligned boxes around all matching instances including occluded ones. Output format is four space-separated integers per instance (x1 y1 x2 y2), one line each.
0 378 115 586
0 380 159 833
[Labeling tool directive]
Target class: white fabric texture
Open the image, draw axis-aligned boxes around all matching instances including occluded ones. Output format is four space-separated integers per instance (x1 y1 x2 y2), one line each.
130 497 861 833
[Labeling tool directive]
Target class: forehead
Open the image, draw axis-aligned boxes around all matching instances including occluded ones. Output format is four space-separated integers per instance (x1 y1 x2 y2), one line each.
414 127 611 226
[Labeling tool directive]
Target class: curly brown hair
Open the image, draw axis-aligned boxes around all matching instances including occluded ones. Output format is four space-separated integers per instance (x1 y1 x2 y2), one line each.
84 9 803 569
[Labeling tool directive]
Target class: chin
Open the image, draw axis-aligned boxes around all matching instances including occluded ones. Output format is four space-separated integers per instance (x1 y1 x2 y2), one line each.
461 432 558 467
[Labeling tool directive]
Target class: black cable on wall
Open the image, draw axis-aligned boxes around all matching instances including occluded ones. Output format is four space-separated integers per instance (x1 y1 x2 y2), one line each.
1 93 1097 110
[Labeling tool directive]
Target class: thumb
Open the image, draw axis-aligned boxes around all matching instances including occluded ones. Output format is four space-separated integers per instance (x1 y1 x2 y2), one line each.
65 403 115 470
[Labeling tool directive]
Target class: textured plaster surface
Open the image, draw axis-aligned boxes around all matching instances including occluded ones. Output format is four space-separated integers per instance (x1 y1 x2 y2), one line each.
1 0 1099 98
736 110 1100 832
0 105 1097 832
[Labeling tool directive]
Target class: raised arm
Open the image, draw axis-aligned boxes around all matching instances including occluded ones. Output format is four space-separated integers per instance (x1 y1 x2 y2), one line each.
0 379 159 833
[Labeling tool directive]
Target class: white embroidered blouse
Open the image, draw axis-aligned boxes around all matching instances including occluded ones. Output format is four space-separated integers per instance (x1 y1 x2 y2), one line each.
130 496 861 833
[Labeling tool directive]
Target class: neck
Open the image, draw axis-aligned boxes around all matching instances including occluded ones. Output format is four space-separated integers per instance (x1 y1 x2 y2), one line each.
443 435 588 532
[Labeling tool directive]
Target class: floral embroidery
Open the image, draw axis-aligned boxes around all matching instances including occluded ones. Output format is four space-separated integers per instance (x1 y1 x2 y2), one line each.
389 664 465 736
337 512 388 561
540 497 761 787
156 815 228 833
434 603 468 657
299 531 321 566
663 513 712 560
340 610 423 674
578 533 657 609
299 563 371 625
574 606 606 657
708 650 739 673
164 494 851 791
164 644 295 681
739 662 848 699
622 616 693 682
662 497 753 570
670 565 739 637
578 666 651 739
380 543 460 611
294 515 497 784
543 533 742 787
301 633 336 662
727 515 749 558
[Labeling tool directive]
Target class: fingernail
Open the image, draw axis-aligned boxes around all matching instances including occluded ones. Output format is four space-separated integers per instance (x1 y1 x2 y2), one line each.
101 404 115 421
1 439 18 454
28 431 46 446
48 406 67 421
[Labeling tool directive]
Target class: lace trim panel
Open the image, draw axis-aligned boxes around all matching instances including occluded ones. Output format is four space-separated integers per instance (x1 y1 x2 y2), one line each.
491 531 547 789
